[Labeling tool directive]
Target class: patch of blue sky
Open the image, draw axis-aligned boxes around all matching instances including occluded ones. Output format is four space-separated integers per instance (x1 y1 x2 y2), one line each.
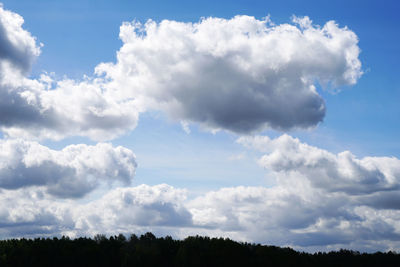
112 112 271 197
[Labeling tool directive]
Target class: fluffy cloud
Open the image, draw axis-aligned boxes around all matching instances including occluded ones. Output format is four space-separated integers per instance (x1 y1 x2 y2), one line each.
0 5 139 141
218 134 400 250
73 184 192 236
187 185 400 250
0 184 191 239
238 134 400 195
0 6 362 139
0 139 137 198
0 4 40 73
0 188 71 238
0 67 140 141
98 15 362 133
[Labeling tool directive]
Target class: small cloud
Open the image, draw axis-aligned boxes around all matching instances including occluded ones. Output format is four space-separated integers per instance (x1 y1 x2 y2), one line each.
228 153 246 161
180 121 191 134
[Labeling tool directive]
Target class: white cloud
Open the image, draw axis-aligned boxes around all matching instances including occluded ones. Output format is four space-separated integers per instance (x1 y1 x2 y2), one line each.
72 184 192 236
0 184 192 239
180 120 191 134
0 139 137 198
0 5 139 141
0 4 40 73
0 70 140 141
0 188 72 238
97 15 362 133
238 134 400 195
211 134 400 250
0 7 362 140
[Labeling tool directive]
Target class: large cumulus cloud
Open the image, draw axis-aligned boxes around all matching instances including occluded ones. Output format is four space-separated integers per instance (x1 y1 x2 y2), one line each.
0 139 137 198
0 5 362 139
98 15 362 133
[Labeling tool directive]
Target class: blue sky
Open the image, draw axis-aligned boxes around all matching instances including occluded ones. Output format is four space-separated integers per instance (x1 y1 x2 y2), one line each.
0 0 399 252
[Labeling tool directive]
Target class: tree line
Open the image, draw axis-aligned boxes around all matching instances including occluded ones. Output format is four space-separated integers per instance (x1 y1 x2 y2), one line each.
0 232 398 266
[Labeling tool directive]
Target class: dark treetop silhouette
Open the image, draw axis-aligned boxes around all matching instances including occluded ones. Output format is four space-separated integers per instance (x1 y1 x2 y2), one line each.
0 233 399 267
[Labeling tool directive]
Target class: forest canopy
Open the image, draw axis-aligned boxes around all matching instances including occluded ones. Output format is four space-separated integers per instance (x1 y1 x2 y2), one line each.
0 233 398 267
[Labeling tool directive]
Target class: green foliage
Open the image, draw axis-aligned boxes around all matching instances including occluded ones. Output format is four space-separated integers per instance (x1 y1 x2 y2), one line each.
0 233 398 266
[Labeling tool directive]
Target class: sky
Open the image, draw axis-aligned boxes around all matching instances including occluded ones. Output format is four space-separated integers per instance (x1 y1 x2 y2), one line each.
0 0 399 252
